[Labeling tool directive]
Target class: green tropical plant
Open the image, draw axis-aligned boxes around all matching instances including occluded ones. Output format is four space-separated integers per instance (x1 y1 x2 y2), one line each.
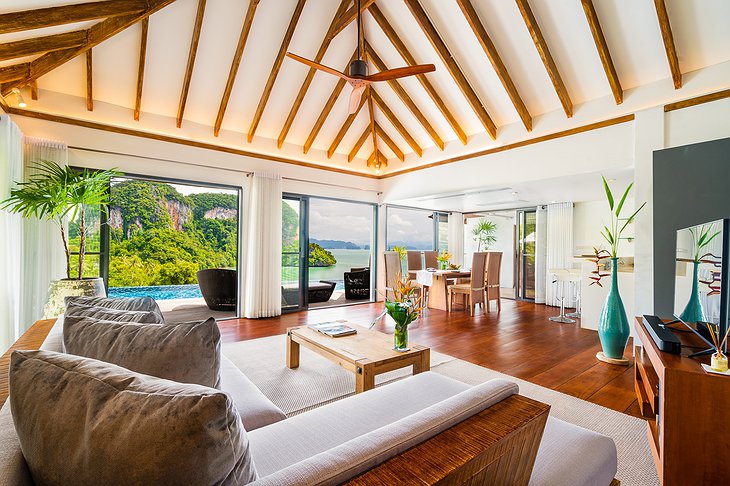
600 176 646 258
0 160 119 279
472 219 497 251
689 223 721 262
391 245 407 262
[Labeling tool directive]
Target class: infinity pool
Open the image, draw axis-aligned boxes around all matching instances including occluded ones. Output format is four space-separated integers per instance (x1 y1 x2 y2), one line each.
108 284 203 300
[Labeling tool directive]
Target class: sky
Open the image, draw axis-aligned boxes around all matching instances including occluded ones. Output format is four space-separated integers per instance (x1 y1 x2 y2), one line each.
385 207 434 249
309 199 374 246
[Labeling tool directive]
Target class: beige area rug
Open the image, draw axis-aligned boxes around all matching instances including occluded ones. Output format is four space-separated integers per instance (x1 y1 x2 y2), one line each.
223 335 659 486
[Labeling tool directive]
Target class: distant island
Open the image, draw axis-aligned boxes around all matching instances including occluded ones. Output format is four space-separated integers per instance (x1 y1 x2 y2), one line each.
311 238 369 250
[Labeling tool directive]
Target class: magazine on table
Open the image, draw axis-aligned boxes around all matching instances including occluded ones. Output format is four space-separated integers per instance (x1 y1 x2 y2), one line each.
308 321 357 337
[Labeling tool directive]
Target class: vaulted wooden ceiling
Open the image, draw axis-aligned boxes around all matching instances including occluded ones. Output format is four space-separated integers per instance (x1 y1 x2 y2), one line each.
1 0 728 176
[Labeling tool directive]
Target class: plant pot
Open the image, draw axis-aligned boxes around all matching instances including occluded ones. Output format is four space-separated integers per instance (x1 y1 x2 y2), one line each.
679 260 706 324
43 277 106 318
597 258 630 365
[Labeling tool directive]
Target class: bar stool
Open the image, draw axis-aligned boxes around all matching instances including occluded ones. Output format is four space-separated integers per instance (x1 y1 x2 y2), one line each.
566 268 581 318
548 269 576 324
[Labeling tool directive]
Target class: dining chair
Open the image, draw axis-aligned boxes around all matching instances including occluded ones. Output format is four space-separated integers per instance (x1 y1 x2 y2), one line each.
423 250 438 269
383 251 402 301
484 252 502 312
448 252 488 316
406 251 422 278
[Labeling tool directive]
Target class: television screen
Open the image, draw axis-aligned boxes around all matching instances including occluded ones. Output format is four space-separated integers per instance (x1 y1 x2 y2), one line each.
674 220 725 327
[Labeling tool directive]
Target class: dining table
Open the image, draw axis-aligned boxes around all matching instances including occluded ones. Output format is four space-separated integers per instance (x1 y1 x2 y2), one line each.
411 269 472 311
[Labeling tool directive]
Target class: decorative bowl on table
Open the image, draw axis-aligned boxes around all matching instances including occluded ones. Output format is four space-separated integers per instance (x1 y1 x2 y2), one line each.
448 263 462 270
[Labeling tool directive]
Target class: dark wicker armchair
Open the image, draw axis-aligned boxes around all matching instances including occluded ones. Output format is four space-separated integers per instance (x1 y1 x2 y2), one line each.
196 269 237 311
344 267 370 300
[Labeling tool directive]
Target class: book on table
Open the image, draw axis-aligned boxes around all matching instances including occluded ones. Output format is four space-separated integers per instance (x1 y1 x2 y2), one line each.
308 322 357 337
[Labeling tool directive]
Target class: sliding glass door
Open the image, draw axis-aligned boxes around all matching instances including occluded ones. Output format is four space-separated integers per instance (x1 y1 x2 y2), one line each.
281 196 307 312
516 209 537 300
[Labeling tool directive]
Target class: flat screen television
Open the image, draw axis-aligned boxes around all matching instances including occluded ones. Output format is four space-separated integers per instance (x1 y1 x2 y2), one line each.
674 219 730 353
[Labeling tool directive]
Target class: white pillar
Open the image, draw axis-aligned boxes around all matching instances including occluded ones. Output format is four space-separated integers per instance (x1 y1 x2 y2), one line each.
448 212 464 266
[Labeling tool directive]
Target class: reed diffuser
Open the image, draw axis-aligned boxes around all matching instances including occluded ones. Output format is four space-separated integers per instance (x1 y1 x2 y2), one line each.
706 323 729 372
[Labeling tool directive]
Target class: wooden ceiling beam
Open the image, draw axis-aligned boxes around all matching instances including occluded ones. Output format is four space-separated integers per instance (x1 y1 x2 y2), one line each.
375 122 404 162
0 30 87 62
1 0 178 96
365 41 444 150
0 0 147 35
213 0 261 137
176 0 206 128
653 0 681 89
515 0 572 117
277 0 352 149
329 0 376 40
367 86 377 159
304 48 358 154
456 0 531 131
403 0 496 139
30 81 38 101
580 0 622 104
327 89 367 159
348 126 370 162
0 63 30 84
133 17 148 121
369 4 467 145
370 88 422 156
85 49 93 111
367 150 387 169
248 0 307 143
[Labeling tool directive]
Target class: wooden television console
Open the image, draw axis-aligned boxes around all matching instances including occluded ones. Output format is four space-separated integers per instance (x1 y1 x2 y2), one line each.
634 317 730 485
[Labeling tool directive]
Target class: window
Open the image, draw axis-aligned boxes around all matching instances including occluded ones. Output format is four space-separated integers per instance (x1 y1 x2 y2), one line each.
386 206 437 250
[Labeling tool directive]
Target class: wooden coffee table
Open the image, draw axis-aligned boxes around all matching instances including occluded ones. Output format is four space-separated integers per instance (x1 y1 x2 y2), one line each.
286 323 430 393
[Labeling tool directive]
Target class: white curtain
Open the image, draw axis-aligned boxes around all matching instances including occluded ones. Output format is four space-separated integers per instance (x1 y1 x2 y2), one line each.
0 116 23 352
242 173 282 318
448 212 464 266
534 206 547 304
545 202 574 307
21 137 67 327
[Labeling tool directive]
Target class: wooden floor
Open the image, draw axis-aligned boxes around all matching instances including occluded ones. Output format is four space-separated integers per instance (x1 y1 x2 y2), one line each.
219 299 640 418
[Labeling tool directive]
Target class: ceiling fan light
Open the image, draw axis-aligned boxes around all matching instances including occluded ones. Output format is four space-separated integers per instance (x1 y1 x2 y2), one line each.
349 59 368 77
10 88 26 108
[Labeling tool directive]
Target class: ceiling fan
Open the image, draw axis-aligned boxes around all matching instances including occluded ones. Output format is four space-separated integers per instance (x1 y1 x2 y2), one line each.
286 0 435 114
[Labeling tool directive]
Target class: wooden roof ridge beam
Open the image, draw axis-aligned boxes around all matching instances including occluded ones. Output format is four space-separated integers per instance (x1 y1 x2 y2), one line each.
653 0 681 89
367 150 387 168
403 0 497 140
456 0 531 131
0 63 30 84
348 126 370 162
327 89 368 158
580 0 622 104
515 0 572 117
329 0 376 40
85 49 93 111
370 88 422 156
133 17 149 121
176 0 207 128
304 48 358 154
277 0 352 149
0 0 148 35
248 0 308 143
375 122 404 161
0 0 178 96
369 4 467 145
213 0 261 137
0 30 88 62
365 41 445 150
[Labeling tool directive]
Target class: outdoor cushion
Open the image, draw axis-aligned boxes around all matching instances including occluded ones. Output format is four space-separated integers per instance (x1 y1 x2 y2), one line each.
64 302 164 324
529 416 617 486
65 296 164 322
9 350 257 486
249 375 518 485
63 316 222 388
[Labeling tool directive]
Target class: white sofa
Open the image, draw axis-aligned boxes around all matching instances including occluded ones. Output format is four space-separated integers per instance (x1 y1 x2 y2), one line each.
0 318 618 485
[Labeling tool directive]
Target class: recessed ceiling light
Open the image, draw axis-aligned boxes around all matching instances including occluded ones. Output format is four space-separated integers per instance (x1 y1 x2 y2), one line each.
607 178 616 182
511 191 518 195
551 200 557 203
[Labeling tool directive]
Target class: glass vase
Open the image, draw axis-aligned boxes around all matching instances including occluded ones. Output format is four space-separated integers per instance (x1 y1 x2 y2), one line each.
711 352 728 373
394 326 409 352
439 261 447 270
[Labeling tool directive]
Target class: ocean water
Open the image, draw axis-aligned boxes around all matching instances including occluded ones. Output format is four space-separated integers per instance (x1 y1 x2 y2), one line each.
283 249 371 290
108 284 202 300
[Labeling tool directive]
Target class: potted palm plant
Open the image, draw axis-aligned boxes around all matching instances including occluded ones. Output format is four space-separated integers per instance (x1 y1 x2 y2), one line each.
1 160 119 317
472 219 497 251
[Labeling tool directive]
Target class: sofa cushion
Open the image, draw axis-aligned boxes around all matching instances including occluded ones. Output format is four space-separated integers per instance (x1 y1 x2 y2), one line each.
64 301 164 324
0 402 32 486
9 350 257 486
64 316 222 388
65 296 164 322
39 315 64 352
529 417 617 486
250 375 517 485
220 355 286 430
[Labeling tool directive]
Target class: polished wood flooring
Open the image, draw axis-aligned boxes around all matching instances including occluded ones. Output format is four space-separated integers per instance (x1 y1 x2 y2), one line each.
218 299 640 418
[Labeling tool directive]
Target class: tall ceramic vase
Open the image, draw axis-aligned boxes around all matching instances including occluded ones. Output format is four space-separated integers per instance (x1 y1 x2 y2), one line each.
679 261 706 323
597 258 630 365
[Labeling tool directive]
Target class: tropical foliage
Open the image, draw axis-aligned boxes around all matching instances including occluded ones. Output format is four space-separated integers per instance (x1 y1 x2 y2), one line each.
472 219 497 251
281 201 337 268
600 176 646 258
689 223 721 262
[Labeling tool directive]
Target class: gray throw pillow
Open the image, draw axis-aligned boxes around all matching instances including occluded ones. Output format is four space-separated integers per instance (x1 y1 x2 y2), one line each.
63 316 221 388
64 301 164 324
65 296 164 322
9 350 257 486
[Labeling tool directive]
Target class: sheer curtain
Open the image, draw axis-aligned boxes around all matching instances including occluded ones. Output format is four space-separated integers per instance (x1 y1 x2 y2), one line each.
0 116 23 352
22 137 67 325
242 173 282 318
545 202 574 307
448 212 464 266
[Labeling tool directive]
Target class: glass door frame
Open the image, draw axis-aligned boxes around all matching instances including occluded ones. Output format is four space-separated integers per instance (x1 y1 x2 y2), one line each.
516 208 537 301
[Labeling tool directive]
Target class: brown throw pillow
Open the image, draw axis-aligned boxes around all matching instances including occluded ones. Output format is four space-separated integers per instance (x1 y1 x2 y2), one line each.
9 350 257 486
64 301 164 324
63 316 221 388
65 296 164 322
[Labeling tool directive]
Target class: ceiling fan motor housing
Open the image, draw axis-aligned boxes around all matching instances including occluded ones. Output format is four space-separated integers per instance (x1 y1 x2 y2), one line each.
349 59 368 78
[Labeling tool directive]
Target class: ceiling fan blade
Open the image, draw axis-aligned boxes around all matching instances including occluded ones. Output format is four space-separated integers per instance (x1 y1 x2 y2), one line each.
348 85 366 115
286 52 352 81
365 64 435 82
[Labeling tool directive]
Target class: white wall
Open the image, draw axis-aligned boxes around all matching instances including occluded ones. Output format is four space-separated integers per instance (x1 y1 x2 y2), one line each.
464 213 515 289
573 199 635 258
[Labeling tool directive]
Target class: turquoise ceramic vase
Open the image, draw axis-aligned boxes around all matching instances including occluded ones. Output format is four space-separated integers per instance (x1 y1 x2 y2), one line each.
679 261 706 323
597 258 630 359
